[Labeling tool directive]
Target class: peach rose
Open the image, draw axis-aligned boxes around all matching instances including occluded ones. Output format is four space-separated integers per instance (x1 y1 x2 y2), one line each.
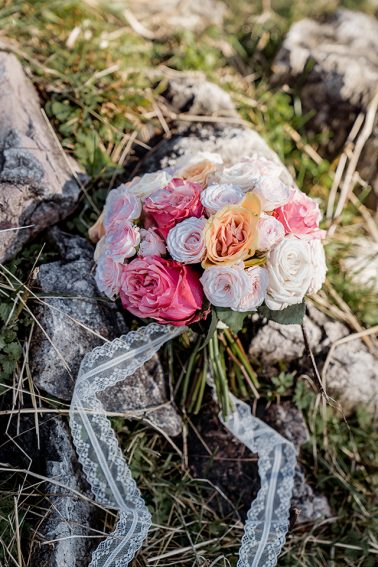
179 159 217 186
88 212 105 243
202 192 260 267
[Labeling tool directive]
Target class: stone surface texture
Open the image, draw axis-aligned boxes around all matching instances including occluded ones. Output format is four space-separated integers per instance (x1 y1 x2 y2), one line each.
30 229 182 436
165 73 237 116
272 9 378 204
250 304 378 415
0 52 81 262
30 417 98 567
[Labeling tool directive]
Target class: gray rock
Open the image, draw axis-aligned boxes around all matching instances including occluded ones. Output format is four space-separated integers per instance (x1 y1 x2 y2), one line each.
166 73 237 116
0 52 81 262
30 229 182 436
272 9 378 205
292 467 331 524
264 401 331 524
250 316 322 366
30 417 98 567
250 304 378 415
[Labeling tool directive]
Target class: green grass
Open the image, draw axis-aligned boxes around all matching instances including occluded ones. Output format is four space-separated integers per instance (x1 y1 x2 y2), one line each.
0 0 377 565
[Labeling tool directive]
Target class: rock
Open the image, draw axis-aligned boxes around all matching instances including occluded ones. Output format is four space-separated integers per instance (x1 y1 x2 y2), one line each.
264 402 331 523
30 229 182 436
30 417 98 567
188 397 331 524
165 73 237 117
0 52 81 262
249 316 322 366
120 0 226 36
250 304 378 415
272 9 378 206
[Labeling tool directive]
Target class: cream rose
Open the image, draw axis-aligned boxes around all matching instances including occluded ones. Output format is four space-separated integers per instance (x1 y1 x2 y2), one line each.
265 235 312 310
200 264 250 311
256 214 285 251
175 152 223 186
174 152 223 172
239 266 269 311
252 176 290 211
218 161 257 191
126 171 172 200
307 239 327 294
200 183 244 215
167 217 206 264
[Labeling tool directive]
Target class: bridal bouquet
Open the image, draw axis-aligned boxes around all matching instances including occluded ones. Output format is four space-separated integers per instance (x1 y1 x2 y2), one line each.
92 152 326 331
73 151 326 567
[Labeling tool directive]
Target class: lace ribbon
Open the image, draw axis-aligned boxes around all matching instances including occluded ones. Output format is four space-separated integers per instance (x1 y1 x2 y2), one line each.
69 323 296 566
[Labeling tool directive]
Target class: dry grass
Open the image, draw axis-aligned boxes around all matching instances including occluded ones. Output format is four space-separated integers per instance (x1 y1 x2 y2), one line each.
0 0 377 565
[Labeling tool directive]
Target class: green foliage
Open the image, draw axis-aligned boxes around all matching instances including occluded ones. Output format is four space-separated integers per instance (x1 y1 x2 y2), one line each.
0 1 377 565
215 307 252 334
259 302 306 324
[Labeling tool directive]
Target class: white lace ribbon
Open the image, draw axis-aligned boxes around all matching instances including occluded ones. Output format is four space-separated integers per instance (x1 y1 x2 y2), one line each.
69 323 296 566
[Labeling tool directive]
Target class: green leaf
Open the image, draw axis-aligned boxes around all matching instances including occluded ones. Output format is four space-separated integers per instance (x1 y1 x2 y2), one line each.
258 302 305 325
215 307 251 334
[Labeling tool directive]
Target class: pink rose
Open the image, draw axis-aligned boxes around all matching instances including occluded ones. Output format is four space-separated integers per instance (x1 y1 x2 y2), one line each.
103 185 142 230
143 178 204 238
95 255 123 299
104 222 140 263
256 214 285 251
274 187 323 237
120 256 204 326
138 228 166 257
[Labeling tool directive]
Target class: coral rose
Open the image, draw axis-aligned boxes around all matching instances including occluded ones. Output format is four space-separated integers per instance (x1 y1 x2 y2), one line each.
120 256 204 326
143 178 204 238
202 192 260 267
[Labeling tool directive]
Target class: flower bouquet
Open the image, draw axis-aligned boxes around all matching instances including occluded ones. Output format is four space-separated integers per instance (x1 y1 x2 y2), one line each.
69 151 326 567
90 152 326 414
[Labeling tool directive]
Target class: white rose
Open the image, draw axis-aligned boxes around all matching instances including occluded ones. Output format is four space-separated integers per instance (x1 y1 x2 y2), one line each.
200 264 250 311
265 235 312 310
167 217 206 264
218 161 257 190
239 266 269 311
126 171 172 200
241 155 284 177
256 214 285 251
200 183 244 215
138 228 166 257
307 238 327 294
174 152 223 172
252 176 290 211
